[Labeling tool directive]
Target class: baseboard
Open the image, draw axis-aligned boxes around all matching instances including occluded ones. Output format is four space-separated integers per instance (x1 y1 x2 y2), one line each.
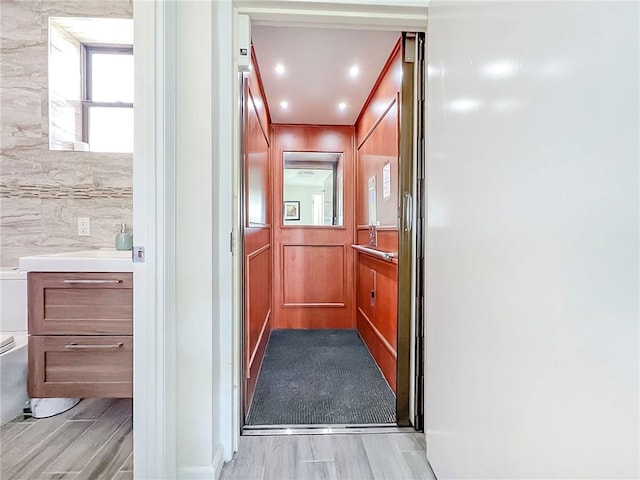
177 444 224 479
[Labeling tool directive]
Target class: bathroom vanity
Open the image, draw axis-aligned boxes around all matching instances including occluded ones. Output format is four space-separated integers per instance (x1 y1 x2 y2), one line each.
18 251 133 398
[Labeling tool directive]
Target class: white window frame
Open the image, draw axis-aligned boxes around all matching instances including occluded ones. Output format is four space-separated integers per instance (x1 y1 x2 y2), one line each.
82 45 134 150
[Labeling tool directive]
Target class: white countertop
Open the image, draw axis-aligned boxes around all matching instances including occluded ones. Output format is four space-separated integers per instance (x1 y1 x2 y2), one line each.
19 249 133 273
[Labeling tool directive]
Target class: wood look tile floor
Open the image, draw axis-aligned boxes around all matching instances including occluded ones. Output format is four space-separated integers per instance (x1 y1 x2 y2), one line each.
221 432 436 480
0 398 133 480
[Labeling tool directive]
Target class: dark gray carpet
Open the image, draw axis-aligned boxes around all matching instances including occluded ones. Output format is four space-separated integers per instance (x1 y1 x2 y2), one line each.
246 329 396 425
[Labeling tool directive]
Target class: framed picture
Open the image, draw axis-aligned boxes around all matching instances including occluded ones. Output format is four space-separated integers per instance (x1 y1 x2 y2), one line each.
283 201 300 221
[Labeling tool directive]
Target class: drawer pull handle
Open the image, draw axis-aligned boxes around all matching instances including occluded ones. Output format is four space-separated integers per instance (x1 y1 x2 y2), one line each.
63 279 123 284
65 342 124 350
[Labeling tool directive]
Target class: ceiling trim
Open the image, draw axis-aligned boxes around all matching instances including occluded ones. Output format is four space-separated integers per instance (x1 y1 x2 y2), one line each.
234 2 427 32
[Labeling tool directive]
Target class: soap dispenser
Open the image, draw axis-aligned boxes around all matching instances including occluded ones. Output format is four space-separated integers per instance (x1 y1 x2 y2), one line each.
115 223 133 251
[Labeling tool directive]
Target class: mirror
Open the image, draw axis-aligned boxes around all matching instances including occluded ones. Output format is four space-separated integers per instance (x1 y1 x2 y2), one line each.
283 152 343 226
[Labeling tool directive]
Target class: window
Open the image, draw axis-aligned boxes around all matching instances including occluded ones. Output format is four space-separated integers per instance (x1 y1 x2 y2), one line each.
48 17 133 152
83 46 134 152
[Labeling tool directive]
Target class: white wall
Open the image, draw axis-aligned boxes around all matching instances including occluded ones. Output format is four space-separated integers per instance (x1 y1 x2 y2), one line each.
426 2 639 478
283 185 323 225
175 1 221 476
212 0 235 466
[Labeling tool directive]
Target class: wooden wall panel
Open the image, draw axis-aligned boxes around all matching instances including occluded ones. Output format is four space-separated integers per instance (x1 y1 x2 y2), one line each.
356 253 398 391
246 247 271 359
357 229 398 254
358 307 397 392
246 312 269 414
245 246 271 411
245 227 270 255
353 40 402 393
356 99 399 229
245 83 270 226
356 40 402 146
357 255 397 349
243 51 272 412
282 245 345 305
248 47 270 143
272 124 356 329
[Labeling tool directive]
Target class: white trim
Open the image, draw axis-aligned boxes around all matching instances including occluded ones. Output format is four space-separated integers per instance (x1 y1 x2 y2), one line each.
235 3 427 31
230 5 244 458
229 0 427 454
213 0 238 463
133 0 177 478
177 445 224 480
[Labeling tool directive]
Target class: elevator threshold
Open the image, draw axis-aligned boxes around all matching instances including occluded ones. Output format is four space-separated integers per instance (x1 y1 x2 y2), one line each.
242 424 415 436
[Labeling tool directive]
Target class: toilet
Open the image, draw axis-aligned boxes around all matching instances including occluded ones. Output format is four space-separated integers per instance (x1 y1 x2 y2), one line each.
0 268 29 424
0 268 79 424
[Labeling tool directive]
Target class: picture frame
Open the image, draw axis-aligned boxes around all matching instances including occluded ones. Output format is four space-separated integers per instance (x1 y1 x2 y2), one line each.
283 201 300 221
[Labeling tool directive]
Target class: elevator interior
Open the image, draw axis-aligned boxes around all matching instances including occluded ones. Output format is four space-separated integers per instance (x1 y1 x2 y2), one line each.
241 25 421 428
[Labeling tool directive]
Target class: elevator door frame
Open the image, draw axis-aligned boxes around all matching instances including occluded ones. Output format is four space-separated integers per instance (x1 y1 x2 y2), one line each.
397 31 423 428
232 4 427 445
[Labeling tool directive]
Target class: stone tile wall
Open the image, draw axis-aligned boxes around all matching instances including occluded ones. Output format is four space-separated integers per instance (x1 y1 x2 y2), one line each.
0 0 133 266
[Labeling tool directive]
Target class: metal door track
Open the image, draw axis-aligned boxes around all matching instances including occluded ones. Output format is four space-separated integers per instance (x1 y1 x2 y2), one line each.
242 424 417 436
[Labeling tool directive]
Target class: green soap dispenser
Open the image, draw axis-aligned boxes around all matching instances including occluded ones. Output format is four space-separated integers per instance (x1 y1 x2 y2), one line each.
115 222 133 251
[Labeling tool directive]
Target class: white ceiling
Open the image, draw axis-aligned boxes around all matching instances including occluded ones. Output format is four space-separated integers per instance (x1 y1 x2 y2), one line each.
251 26 400 125
284 168 333 188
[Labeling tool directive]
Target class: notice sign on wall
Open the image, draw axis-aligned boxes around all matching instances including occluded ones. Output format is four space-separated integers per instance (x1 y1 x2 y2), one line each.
382 162 391 199
368 175 377 225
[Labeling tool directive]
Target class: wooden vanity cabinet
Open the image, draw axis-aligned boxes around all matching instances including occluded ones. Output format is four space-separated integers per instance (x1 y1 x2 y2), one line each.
27 272 133 398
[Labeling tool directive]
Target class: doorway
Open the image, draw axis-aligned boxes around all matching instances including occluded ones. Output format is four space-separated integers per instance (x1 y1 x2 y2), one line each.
238 24 425 431
132 0 428 474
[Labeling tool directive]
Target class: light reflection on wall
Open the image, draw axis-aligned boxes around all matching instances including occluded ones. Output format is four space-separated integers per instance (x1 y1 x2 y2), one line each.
447 98 481 113
481 60 518 79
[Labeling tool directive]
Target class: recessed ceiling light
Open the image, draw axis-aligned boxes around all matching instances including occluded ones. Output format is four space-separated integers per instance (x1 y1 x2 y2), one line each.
275 63 285 75
338 102 347 111
349 65 359 77
280 100 288 109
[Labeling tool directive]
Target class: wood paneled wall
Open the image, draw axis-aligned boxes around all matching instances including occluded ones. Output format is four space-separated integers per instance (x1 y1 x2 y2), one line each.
243 49 272 412
354 40 402 392
272 125 356 329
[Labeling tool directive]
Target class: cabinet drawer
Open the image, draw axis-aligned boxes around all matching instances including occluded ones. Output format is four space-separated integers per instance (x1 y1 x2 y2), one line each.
28 335 132 398
28 272 132 335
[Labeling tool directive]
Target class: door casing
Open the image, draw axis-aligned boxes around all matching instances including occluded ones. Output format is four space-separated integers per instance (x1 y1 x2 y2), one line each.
232 4 427 444
133 2 426 475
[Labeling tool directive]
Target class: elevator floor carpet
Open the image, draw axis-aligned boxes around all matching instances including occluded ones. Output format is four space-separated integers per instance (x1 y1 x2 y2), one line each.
246 329 396 426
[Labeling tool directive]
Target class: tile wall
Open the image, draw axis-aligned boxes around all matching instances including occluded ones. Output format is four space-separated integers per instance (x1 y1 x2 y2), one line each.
0 0 133 266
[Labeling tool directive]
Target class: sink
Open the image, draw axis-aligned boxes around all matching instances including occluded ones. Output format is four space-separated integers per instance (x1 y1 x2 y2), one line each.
41 250 131 258
19 249 133 273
